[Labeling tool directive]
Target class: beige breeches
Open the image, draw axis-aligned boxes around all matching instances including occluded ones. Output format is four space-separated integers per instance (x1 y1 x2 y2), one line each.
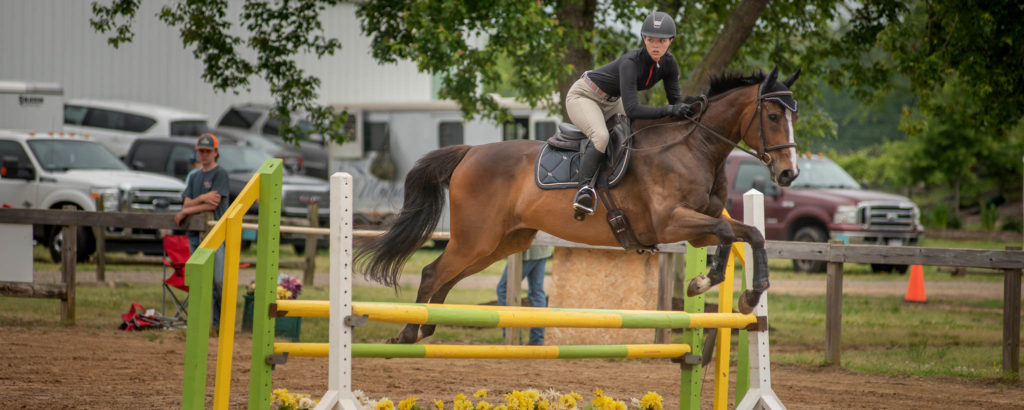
565 78 625 153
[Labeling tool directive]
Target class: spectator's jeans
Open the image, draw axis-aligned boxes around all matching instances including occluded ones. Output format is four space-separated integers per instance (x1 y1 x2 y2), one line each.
188 235 225 326
496 258 547 344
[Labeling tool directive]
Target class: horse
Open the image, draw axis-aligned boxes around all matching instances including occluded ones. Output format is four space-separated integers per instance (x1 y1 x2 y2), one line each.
356 67 802 344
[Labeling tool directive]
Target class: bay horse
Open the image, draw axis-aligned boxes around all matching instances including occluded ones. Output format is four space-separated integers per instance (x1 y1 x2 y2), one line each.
356 67 802 344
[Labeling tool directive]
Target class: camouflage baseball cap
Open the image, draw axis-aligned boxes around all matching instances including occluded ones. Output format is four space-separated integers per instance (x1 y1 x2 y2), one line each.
196 133 219 149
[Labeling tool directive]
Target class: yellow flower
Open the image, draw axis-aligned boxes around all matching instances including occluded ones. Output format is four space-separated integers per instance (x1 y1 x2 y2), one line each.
474 390 488 399
453 393 473 410
476 400 492 410
434 399 445 410
398 397 419 410
639 392 662 410
537 399 549 410
377 398 396 410
558 394 577 409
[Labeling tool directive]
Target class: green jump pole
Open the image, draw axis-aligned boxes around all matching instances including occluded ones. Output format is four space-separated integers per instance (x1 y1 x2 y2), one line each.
247 159 283 410
680 243 706 410
180 248 215 410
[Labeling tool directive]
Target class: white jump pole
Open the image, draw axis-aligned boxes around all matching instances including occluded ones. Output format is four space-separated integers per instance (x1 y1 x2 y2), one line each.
736 189 785 410
315 172 361 410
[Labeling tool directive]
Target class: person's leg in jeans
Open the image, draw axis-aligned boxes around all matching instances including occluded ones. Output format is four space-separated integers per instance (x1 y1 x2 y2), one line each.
495 267 511 340
212 244 225 327
523 258 547 345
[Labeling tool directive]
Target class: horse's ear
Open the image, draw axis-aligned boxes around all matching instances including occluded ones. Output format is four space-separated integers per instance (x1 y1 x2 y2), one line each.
765 66 779 87
782 68 802 88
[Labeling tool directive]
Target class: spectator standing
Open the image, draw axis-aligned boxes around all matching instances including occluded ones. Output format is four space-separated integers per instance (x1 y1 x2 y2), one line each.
174 133 230 331
496 244 552 345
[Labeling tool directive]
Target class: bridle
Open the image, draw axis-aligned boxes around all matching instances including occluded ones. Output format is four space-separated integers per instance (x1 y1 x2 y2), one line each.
628 81 797 167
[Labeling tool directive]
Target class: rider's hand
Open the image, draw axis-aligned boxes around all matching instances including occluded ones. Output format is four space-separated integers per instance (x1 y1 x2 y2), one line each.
667 103 693 118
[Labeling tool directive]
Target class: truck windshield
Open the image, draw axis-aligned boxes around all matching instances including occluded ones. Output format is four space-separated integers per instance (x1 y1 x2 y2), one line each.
217 145 272 174
27 140 128 171
790 158 860 189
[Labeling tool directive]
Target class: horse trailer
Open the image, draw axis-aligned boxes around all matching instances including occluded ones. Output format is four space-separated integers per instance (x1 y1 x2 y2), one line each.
328 98 560 234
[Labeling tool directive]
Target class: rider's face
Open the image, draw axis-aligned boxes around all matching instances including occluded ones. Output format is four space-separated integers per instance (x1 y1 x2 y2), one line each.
643 36 673 62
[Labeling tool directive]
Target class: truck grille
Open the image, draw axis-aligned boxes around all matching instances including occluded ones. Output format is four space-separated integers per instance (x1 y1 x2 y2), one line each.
281 187 330 218
126 189 184 212
860 202 916 231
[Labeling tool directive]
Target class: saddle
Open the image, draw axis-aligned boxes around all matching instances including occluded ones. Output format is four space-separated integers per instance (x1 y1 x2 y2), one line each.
534 114 657 254
534 114 632 190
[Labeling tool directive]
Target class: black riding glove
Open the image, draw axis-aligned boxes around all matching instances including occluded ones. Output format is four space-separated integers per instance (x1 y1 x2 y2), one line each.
666 103 693 118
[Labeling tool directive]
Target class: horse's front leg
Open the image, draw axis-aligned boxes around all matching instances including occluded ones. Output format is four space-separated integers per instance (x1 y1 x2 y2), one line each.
719 217 770 314
655 207 737 299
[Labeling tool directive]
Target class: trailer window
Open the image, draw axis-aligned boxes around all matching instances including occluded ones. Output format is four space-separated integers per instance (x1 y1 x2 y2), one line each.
364 122 389 152
503 118 528 140
439 121 463 147
534 121 557 141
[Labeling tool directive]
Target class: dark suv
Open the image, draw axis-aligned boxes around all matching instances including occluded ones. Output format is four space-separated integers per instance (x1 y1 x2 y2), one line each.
725 151 923 273
123 136 330 253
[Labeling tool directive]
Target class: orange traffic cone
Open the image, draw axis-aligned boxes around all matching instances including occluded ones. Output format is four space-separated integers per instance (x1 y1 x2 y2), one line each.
904 264 927 303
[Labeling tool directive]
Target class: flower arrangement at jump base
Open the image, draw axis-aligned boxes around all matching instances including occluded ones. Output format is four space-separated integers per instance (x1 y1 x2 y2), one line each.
354 388 663 410
271 388 317 409
246 274 303 300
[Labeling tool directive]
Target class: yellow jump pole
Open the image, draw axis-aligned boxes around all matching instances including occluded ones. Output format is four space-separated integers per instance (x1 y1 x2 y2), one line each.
212 175 260 410
712 241 745 410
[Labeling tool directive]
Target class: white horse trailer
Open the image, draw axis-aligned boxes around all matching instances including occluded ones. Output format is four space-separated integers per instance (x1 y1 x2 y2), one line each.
328 98 560 234
0 81 64 132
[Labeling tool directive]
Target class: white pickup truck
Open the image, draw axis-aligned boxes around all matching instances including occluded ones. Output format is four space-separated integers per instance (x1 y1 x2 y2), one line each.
0 130 186 262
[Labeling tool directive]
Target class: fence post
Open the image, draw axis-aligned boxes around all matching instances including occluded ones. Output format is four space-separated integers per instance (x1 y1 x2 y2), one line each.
504 252 523 345
825 240 844 366
1004 246 1021 380
304 202 320 286
655 252 674 344
93 196 106 282
60 205 77 325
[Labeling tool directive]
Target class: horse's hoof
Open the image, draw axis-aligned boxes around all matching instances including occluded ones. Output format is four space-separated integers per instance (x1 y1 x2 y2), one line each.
738 290 759 314
687 275 711 297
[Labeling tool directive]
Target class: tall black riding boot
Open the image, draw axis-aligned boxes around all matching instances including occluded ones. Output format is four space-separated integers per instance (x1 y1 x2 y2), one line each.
572 147 605 219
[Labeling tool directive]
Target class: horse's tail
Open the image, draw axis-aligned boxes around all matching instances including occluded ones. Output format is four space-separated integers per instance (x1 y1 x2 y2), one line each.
356 144 472 288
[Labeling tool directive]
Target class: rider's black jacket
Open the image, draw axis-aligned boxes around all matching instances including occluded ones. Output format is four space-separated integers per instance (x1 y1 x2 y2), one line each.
586 46 683 119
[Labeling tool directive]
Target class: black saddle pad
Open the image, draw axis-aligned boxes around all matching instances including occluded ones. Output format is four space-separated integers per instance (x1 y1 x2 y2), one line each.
534 144 630 190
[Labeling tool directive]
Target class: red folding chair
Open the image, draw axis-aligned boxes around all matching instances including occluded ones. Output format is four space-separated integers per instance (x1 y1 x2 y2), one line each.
161 235 191 328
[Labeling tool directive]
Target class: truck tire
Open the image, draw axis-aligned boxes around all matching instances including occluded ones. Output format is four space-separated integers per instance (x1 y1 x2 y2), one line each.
791 226 827 273
48 226 94 263
871 264 909 274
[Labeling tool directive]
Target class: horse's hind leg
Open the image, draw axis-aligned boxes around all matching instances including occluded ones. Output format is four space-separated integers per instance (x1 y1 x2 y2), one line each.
390 256 443 344
418 229 537 340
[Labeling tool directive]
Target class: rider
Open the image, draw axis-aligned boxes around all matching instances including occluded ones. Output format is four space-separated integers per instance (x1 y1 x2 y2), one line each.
566 11 694 217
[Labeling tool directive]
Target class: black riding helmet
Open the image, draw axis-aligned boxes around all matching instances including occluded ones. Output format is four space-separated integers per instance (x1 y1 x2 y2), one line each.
641 11 676 38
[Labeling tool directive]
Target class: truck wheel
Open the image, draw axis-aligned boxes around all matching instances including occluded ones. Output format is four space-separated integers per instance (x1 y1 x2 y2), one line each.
48 226 94 263
791 226 827 273
872 264 909 274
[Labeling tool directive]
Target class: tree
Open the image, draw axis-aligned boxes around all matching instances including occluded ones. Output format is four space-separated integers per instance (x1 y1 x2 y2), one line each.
91 0 846 143
90 0 348 143
821 0 1024 215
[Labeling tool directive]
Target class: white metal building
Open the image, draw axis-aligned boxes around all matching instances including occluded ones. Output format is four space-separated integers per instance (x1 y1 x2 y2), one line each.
0 0 434 121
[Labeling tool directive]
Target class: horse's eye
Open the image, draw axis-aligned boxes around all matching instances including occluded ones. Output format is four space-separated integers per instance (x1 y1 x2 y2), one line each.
768 113 780 122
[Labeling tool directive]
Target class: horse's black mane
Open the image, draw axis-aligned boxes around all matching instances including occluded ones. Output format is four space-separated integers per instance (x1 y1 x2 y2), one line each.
706 70 766 97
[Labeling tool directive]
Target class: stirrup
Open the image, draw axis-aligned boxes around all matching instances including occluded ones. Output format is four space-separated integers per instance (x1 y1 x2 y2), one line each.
572 186 596 216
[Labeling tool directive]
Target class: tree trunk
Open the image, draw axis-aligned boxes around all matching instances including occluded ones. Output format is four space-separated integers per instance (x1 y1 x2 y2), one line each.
557 0 597 120
680 0 770 95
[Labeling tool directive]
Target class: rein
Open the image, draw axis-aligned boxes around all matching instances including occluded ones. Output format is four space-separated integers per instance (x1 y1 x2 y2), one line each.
627 84 796 167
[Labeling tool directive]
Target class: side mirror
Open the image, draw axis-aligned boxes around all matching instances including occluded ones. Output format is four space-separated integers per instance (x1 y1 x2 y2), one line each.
752 176 780 198
1 157 35 180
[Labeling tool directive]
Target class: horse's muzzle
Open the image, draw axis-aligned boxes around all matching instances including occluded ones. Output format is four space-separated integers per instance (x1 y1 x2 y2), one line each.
776 168 798 187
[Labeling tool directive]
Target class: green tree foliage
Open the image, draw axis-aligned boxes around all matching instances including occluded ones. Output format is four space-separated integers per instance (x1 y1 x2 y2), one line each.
90 0 348 144
820 0 1024 212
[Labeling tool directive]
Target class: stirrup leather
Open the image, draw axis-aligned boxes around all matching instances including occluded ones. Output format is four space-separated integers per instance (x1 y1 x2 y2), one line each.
572 185 597 215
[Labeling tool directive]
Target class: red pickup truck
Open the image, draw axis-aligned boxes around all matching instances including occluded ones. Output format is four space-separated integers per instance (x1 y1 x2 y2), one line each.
724 151 924 273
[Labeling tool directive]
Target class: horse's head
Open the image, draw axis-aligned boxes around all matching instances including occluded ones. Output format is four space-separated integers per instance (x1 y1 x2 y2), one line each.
741 66 801 187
